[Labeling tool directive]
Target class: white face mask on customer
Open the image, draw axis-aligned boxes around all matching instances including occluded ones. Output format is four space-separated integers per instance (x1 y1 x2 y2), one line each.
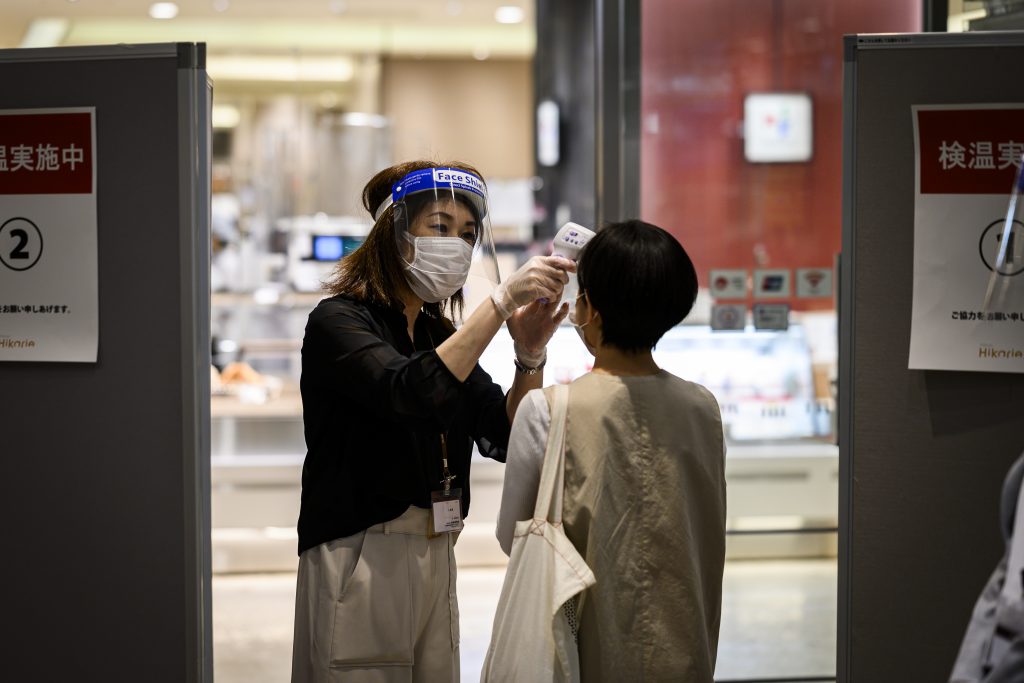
568 292 598 356
402 236 474 303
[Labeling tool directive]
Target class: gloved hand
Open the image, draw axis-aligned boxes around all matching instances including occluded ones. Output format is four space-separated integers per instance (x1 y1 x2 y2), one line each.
508 300 570 366
490 255 576 320
514 339 547 368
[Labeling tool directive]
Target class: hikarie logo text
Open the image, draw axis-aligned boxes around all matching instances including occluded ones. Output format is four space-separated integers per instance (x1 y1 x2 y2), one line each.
0 337 36 348
978 344 1024 359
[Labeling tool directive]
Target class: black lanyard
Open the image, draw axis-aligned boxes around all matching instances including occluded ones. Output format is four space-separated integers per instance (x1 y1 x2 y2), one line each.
422 317 455 496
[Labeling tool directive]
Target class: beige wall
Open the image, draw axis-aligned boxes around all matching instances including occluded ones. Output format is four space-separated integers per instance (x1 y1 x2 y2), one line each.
382 58 533 178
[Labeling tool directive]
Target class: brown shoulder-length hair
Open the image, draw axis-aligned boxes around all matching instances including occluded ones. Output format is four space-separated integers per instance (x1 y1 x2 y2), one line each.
323 159 485 326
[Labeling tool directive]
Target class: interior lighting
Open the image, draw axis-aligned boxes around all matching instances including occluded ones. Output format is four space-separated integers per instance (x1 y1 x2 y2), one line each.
148 2 179 20
19 19 69 48
494 6 524 24
472 45 490 61
446 1 463 16
329 0 348 15
211 104 241 129
340 112 388 128
213 0 230 12
206 55 356 82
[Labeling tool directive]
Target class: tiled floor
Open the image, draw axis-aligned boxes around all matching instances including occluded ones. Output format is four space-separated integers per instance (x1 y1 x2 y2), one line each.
716 560 836 680
213 559 837 682
212 573 295 683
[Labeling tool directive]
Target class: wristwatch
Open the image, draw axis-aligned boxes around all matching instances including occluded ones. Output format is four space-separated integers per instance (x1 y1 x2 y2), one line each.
513 357 546 375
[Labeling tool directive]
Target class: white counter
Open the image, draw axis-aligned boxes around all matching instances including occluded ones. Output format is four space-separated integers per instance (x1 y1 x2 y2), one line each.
210 434 839 571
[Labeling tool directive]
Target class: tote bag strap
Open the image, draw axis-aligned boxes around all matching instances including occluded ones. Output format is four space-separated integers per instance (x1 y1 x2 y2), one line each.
533 384 569 524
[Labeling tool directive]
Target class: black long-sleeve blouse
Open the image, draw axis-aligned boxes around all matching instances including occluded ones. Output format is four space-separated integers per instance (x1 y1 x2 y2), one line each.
296 294 510 554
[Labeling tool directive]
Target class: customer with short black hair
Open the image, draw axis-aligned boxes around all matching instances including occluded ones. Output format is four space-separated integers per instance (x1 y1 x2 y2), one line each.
496 219 727 682
572 218 699 351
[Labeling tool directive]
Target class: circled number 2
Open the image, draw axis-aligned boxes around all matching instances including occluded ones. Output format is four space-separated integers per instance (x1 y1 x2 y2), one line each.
0 217 44 272
9 229 29 259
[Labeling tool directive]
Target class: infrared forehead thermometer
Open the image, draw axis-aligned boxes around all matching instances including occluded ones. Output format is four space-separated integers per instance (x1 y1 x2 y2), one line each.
551 221 595 306
552 221 595 260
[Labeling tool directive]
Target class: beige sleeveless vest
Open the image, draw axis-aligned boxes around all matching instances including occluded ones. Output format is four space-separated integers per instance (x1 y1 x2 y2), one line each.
543 370 727 682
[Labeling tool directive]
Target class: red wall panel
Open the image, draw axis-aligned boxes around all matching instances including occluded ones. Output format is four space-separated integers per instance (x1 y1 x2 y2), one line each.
640 0 920 309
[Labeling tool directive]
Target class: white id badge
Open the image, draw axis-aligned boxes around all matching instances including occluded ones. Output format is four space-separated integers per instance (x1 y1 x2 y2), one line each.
430 488 464 535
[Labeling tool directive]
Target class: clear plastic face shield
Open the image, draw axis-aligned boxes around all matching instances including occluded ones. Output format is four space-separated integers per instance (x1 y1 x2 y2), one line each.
375 167 500 308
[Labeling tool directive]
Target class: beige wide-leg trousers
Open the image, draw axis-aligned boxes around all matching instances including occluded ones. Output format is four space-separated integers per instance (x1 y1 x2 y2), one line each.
291 506 459 683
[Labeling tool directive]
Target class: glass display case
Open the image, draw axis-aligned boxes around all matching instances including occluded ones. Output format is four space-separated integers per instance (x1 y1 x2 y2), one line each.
209 292 313 572
478 322 835 443
475 320 839 561
208 293 838 571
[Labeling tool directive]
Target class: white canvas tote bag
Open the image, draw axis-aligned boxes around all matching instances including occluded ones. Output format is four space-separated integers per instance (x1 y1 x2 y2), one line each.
480 384 596 683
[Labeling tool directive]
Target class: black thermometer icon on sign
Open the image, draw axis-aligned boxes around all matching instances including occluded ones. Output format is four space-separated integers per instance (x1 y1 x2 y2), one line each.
983 154 1024 310
0 217 44 271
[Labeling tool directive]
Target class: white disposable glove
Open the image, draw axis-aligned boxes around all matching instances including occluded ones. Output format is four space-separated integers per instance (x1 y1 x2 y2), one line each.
513 340 547 368
490 255 575 320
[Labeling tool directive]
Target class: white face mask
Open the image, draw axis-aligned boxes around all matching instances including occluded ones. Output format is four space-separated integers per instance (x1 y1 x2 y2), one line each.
568 293 598 356
403 236 474 303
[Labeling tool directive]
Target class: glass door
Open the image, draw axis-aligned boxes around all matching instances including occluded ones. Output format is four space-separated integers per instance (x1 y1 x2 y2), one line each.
600 1 922 679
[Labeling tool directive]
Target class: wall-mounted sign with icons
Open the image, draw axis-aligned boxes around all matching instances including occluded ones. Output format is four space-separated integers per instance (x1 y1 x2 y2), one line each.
753 269 792 299
743 92 813 163
710 303 747 331
708 268 748 299
0 107 97 363
795 267 834 298
753 303 790 331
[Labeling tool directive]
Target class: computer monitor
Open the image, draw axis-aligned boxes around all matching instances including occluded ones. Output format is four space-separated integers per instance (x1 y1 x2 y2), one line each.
311 235 344 262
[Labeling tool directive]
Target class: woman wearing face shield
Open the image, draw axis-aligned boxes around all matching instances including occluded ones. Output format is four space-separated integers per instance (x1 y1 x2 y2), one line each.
495 220 728 682
290 160 574 683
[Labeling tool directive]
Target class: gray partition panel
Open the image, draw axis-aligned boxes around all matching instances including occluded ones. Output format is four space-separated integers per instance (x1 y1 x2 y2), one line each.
0 44 211 682
841 33 1024 683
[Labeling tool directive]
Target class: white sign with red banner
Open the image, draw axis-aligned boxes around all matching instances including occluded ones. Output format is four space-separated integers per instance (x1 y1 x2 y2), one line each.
0 108 97 362
910 104 1024 373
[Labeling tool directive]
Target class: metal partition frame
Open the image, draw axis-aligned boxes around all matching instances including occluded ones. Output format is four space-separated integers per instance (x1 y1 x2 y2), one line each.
178 44 214 683
0 43 211 682
595 0 641 227
840 31 1024 683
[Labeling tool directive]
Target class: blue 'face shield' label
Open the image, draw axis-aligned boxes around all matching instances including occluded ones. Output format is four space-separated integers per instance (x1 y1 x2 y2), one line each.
392 167 487 218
